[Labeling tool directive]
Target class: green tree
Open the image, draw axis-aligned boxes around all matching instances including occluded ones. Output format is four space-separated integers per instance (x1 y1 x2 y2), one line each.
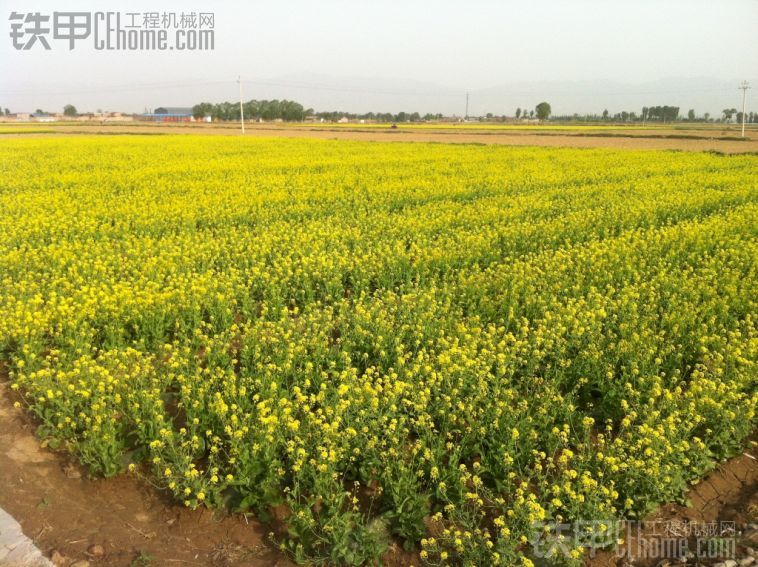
602 109 609 120
687 109 696 121
63 104 77 117
192 102 213 120
515 107 521 119
535 102 551 121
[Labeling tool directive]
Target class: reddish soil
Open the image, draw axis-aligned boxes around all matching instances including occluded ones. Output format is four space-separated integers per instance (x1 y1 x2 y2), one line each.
3 123 758 153
589 447 758 567
1 383 755 567
0 383 291 567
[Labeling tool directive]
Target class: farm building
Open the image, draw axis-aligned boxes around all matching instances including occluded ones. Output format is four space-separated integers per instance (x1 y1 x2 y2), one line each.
140 107 194 122
31 112 56 122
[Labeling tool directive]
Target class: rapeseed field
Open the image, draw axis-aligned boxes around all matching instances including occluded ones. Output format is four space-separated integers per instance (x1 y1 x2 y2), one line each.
1 136 755 565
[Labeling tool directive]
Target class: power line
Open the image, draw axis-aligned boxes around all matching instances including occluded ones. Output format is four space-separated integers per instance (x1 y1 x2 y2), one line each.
1 77 752 120
739 81 750 138
240 78 464 98
0 79 230 97
238 80 738 99
237 75 245 135
0 78 741 100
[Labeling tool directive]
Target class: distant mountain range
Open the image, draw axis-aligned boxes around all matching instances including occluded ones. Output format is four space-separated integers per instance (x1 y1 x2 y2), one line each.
171 74 755 117
251 74 755 117
472 77 755 117
10 74 756 117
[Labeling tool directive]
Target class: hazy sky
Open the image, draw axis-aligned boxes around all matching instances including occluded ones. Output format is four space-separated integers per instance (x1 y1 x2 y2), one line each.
1 0 756 114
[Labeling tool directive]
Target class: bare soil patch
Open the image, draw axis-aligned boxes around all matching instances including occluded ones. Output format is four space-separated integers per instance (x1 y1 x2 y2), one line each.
4 123 757 153
589 448 758 566
2 378 756 566
0 383 291 567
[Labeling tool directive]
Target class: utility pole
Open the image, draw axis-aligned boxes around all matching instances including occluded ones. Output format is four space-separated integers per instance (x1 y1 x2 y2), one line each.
465 92 470 121
238 75 245 135
739 81 750 138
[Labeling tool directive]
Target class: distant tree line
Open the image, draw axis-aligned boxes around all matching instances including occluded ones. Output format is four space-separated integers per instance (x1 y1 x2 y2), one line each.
187 102 758 124
5 100 752 124
724 109 757 123
515 108 535 119
191 100 448 123
640 106 680 122
313 111 444 122
192 100 310 122
551 105 758 124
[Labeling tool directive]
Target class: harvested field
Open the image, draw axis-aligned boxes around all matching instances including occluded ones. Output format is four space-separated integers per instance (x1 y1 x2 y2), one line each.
1 122 756 153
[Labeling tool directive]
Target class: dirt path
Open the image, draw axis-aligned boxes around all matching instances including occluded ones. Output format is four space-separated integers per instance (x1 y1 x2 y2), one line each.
0 383 290 567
